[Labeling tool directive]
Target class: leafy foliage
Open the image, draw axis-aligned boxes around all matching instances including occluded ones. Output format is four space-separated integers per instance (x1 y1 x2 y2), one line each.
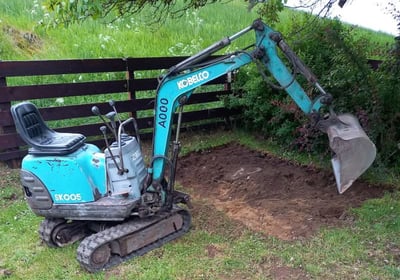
370 38 400 167
41 0 329 26
256 0 286 26
42 0 218 25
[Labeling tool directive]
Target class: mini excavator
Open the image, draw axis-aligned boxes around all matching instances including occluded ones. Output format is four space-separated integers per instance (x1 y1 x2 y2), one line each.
11 19 376 272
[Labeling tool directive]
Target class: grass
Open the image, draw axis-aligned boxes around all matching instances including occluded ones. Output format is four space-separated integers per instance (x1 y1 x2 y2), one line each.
0 0 394 61
0 130 399 279
0 0 259 60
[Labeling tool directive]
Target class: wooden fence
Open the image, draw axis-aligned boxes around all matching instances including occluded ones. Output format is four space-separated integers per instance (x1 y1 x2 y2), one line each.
0 57 235 165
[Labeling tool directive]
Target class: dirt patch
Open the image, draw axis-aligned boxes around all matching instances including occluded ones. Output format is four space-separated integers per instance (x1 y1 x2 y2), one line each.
269 266 309 280
177 142 389 240
2 25 42 54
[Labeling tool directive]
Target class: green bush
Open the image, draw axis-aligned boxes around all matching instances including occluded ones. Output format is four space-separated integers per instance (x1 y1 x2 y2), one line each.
371 39 400 167
226 64 305 147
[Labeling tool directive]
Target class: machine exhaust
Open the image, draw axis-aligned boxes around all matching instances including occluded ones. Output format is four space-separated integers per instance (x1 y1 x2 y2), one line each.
325 114 376 194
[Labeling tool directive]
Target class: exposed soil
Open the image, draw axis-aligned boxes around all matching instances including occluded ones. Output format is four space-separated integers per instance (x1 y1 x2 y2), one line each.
2 25 41 54
177 142 389 241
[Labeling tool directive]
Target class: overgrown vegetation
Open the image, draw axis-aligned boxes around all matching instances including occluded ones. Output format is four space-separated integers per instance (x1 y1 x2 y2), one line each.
372 38 400 169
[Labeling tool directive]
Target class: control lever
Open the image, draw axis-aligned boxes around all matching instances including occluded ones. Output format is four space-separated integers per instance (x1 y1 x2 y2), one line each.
105 111 118 140
92 106 118 141
109 100 124 133
100 126 110 148
100 125 124 174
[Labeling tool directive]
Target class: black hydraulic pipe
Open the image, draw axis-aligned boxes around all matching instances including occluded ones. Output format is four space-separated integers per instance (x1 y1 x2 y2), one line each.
168 25 253 74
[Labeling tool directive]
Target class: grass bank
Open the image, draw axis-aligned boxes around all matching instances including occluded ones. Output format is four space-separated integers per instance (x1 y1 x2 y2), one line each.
0 0 394 61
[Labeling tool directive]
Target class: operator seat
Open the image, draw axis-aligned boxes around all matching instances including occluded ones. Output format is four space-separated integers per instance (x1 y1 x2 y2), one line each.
11 101 86 155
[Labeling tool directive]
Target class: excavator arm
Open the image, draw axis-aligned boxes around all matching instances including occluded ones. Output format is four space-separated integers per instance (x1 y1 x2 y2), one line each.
149 19 376 195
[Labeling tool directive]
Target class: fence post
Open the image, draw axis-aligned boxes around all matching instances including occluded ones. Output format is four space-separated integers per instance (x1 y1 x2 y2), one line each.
126 71 137 119
125 59 137 121
0 75 5 139
223 72 233 129
0 72 7 135
0 73 20 168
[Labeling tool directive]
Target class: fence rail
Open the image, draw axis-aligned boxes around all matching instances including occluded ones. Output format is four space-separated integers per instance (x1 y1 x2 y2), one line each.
0 57 235 164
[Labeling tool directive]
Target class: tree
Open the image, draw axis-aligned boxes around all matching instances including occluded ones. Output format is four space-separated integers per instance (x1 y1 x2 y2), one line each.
387 1 400 34
42 0 348 26
43 0 219 25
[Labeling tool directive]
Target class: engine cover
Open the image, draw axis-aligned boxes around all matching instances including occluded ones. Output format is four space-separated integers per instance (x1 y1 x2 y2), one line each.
21 143 106 204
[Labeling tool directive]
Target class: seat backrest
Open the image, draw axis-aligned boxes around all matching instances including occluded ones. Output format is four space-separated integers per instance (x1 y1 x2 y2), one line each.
22 111 43 139
11 101 55 148
11 102 86 155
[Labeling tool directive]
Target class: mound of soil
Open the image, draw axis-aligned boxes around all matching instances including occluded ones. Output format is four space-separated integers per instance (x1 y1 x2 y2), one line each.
177 142 388 240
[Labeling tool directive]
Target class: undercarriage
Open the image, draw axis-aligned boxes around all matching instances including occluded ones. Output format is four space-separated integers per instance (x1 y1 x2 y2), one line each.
39 206 191 272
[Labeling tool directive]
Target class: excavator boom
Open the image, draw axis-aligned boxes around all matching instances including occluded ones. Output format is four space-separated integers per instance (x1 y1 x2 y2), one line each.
151 19 376 193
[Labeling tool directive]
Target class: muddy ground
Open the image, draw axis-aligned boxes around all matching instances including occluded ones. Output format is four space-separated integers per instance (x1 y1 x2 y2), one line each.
177 142 389 240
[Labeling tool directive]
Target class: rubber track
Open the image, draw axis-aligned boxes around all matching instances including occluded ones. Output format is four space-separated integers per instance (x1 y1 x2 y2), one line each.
38 218 66 248
76 206 191 272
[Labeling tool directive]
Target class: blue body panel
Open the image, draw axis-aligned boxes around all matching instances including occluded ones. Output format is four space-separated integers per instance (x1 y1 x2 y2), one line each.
21 144 106 204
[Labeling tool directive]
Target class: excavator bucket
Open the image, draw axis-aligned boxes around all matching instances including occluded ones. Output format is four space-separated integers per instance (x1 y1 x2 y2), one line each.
326 114 376 194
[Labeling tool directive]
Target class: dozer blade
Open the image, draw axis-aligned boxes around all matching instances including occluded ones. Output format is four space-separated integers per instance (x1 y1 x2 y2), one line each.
326 114 376 194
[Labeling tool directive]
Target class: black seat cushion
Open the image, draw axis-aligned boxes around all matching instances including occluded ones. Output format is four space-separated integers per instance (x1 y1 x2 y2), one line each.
11 102 86 155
